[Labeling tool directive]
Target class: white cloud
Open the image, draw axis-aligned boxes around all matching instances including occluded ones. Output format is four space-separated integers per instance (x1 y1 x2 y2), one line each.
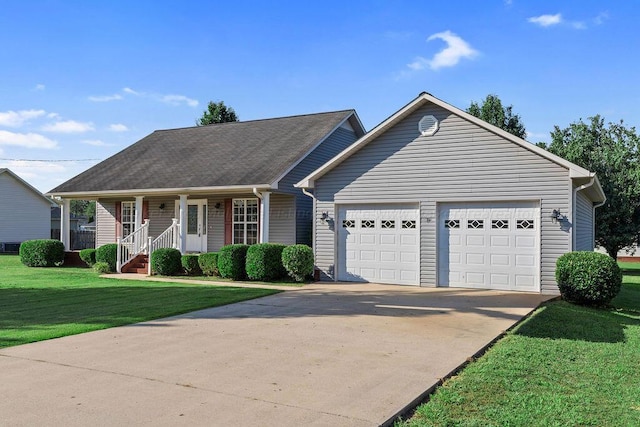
0 109 46 127
0 130 57 149
0 160 66 179
88 93 123 102
528 14 562 27
160 94 199 107
34 84 45 91
409 31 478 71
594 12 609 25
108 123 128 132
123 87 140 95
42 120 95 133
572 21 587 30
82 139 112 147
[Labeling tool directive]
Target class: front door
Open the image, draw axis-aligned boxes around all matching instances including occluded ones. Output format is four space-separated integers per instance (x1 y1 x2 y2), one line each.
182 199 207 253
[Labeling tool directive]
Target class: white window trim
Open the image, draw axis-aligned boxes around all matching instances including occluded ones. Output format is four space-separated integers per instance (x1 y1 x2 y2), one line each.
121 201 136 238
233 198 259 245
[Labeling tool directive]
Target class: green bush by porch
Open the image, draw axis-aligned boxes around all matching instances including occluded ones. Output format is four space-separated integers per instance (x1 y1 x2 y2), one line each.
151 248 182 276
218 244 249 280
19 239 65 267
198 252 219 276
246 243 287 281
96 243 118 272
79 248 97 266
181 254 202 276
282 244 314 282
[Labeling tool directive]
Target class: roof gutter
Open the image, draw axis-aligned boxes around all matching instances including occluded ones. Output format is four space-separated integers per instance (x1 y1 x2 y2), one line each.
48 184 273 199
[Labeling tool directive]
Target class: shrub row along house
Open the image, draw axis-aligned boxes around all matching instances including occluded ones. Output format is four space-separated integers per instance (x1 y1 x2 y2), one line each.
48 93 606 294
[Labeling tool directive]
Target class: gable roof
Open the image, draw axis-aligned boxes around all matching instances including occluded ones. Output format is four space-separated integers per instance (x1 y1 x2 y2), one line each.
295 92 606 202
48 110 364 197
0 168 57 206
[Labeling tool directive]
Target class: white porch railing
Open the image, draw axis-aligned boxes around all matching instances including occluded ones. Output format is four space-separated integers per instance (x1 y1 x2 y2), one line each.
147 218 180 275
116 219 149 273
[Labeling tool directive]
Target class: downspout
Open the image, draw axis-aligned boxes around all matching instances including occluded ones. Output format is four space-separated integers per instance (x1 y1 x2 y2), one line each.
572 176 596 251
300 187 318 273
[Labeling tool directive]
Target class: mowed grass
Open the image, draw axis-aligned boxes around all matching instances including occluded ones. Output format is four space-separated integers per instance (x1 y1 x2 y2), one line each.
0 255 280 348
398 262 640 427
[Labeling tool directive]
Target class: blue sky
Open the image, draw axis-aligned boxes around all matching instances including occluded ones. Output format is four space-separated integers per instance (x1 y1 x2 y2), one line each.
1 1 637 192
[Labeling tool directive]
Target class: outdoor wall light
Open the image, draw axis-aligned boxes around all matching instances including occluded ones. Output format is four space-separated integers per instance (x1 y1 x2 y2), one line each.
159 203 165 210
550 209 564 223
214 202 222 209
321 211 329 222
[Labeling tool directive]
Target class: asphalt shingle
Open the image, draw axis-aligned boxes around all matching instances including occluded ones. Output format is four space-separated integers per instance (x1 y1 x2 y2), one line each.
49 110 355 193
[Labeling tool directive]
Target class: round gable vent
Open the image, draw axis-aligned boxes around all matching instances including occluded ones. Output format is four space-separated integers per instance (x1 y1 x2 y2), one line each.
418 115 439 136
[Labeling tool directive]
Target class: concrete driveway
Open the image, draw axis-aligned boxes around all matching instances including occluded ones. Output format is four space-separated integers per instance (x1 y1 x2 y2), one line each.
0 283 550 426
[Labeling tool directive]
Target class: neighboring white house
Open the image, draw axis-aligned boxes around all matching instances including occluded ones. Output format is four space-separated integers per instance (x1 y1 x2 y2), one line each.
0 168 56 251
296 93 607 295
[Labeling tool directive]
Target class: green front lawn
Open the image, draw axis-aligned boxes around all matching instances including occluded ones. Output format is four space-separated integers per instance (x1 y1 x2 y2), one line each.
0 255 280 348
398 263 640 427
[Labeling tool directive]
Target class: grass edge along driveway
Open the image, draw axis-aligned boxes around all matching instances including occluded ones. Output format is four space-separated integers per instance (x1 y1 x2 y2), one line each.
0 255 280 349
397 262 640 427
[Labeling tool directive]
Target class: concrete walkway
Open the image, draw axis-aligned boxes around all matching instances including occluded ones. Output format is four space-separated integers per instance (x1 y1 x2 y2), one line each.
0 283 551 426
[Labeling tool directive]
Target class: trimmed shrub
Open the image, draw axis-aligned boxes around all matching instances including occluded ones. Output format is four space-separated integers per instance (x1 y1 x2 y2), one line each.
19 239 65 267
282 244 314 282
555 251 622 306
246 243 287 281
95 243 118 272
181 254 202 276
79 248 97 266
93 262 111 274
218 244 249 280
151 248 183 276
198 252 219 276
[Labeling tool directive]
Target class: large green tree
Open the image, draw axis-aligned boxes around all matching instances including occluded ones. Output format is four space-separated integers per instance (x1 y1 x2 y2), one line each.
196 100 238 126
467 94 527 139
544 115 640 259
70 200 96 222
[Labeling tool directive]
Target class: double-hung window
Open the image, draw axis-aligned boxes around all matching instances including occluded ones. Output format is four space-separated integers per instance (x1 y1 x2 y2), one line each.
233 198 258 244
121 201 136 237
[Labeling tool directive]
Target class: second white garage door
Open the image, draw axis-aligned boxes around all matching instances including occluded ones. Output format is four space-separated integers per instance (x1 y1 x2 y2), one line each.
437 202 540 292
337 204 419 285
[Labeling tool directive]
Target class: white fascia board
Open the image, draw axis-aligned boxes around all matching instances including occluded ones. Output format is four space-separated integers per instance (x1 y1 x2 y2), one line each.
47 184 274 199
296 92 597 188
271 111 364 188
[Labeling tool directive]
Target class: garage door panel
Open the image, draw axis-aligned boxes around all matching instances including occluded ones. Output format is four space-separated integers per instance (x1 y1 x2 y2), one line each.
438 202 539 292
338 204 419 285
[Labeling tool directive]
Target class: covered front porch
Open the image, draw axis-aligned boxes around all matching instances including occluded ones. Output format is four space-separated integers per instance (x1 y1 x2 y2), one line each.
56 188 298 273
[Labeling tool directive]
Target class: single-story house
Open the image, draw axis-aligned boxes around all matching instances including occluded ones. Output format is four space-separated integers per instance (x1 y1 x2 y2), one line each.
0 168 57 252
48 111 365 272
295 93 606 294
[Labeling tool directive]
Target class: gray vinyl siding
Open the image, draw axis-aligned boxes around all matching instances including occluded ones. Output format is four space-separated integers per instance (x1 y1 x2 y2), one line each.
95 200 116 247
0 173 51 242
207 197 225 252
269 193 296 244
278 127 357 245
315 103 572 294
146 197 177 238
575 190 594 251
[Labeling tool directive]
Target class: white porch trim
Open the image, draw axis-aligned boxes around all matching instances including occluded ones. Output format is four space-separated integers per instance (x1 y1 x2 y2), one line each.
60 198 71 250
134 196 144 231
179 194 187 254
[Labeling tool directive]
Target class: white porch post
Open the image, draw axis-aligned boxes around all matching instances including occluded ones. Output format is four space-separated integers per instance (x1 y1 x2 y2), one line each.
260 191 270 243
60 198 71 250
179 194 187 254
134 196 144 231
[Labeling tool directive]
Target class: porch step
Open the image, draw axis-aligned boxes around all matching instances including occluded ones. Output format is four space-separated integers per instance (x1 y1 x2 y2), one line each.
121 254 149 274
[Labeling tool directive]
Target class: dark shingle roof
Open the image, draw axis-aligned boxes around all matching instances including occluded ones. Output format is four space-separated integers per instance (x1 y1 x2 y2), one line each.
49 110 355 194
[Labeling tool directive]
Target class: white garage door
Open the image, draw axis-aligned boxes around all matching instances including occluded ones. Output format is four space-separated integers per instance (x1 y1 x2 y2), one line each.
337 204 419 285
438 202 539 291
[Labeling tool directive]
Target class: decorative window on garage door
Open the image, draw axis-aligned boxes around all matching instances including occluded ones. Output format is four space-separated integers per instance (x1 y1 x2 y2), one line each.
517 219 535 229
342 219 355 228
361 220 375 229
467 219 484 229
491 219 509 229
